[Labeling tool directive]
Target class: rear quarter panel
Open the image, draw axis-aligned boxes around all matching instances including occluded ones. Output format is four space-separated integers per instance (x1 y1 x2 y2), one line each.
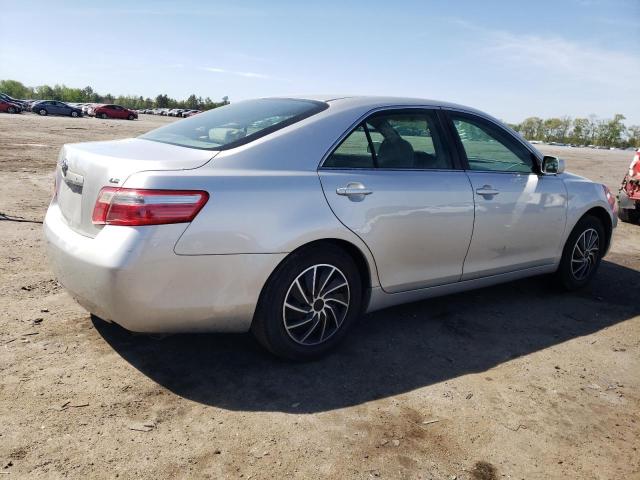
123 168 381 288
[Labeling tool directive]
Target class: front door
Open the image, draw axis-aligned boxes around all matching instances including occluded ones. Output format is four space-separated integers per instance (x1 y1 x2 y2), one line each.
319 109 475 293
446 111 567 280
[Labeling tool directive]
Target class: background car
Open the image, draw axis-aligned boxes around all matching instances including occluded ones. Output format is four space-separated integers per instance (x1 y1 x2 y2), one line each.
31 100 83 117
0 92 27 110
618 149 640 223
0 99 22 113
92 104 138 120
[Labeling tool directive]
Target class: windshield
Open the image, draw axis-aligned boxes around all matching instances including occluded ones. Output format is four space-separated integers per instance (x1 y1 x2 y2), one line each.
140 98 328 150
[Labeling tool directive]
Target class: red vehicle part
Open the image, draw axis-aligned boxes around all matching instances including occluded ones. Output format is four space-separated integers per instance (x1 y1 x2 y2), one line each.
618 149 640 223
622 150 640 201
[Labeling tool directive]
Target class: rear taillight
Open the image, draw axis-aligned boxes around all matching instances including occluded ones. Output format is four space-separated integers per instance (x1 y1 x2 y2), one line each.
92 187 209 226
602 185 616 213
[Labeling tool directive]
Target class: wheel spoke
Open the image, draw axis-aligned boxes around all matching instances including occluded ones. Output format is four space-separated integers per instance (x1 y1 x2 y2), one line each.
311 265 317 298
300 315 321 343
574 242 584 258
325 305 340 328
317 267 336 298
325 297 348 308
294 278 311 306
321 282 348 297
318 311 327 342
286 313 316 330
285 302 311 314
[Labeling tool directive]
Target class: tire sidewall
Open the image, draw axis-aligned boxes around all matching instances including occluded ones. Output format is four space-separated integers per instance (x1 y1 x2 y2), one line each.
253 246 362 360
558 215 605 290
39 109 47 116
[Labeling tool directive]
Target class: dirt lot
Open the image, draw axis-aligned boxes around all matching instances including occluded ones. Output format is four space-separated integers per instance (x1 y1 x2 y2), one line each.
1 113 639 480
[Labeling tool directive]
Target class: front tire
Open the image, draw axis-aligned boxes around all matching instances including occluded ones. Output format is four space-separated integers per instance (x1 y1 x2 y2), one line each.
70 111 78 117
252 245 362 360
100 113 108 119
555 215 605 290
128 114 135 120
38 108 47 116
8 106 16 114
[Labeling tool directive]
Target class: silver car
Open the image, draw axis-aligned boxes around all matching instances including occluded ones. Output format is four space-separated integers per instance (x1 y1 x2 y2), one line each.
44 96 618 359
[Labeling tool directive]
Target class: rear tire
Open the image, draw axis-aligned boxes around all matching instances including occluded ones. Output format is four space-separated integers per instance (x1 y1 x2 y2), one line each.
38 108 47 116
251 245 362 361
555 215 605 290
618 207 640 224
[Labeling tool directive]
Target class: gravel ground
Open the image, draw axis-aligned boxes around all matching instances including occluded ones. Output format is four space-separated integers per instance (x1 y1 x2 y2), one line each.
1 113 638 479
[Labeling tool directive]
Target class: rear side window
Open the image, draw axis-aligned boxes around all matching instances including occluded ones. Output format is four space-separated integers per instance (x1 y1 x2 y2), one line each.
324 110 452 170
323 125 374 168
141 98 328 150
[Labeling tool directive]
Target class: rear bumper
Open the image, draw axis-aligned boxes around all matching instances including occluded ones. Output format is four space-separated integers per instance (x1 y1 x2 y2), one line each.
43 203 286 333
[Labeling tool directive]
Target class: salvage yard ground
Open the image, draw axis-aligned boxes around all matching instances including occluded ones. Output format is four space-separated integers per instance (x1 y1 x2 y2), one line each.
0 114 639 479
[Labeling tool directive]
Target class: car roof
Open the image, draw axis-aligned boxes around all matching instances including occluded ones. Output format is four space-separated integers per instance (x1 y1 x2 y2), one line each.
274 94 492 118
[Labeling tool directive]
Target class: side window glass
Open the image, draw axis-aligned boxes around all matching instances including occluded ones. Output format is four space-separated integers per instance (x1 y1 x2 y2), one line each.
366 112 452 169
451 114 534 173
323 125 374 168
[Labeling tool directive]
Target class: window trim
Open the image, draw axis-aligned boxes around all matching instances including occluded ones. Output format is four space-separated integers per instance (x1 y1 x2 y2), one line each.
319 107 463 171
441 108 542 175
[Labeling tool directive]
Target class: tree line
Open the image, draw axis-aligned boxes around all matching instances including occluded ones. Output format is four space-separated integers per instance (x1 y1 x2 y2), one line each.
508 114 638 149
2 78 639 148
0 79 229 111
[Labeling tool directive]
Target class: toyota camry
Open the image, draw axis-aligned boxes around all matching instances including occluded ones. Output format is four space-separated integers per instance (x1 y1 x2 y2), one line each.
44 96 617 359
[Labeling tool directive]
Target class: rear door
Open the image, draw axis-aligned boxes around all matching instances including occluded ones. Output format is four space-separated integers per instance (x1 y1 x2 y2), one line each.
319 108 475 293
444 110 567 279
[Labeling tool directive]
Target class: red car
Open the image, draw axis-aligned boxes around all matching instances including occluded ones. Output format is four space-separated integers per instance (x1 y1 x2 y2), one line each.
92 104 137 120
0 99 22 114
618 149 640 223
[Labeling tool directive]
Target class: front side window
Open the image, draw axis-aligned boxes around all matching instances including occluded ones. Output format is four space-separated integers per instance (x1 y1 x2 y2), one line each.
141 98 328 150
324 110 452 170
451 113 535 173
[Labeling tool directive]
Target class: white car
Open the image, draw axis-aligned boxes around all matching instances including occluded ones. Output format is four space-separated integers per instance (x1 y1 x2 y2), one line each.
44 96 617 359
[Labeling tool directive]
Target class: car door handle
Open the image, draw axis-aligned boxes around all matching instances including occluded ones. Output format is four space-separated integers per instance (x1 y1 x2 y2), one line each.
475 185 500 197
336 183 373 197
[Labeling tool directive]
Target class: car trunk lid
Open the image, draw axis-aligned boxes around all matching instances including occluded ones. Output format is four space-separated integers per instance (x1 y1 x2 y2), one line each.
55 138 216 237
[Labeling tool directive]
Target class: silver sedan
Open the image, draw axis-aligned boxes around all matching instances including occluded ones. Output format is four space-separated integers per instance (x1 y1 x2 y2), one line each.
44 96 618 359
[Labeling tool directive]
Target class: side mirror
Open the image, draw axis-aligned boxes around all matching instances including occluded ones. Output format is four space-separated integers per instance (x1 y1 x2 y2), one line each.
541 156 565 175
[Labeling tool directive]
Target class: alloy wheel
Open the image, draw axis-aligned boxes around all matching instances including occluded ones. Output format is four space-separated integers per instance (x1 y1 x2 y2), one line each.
571 228 599 280
282 264 350 346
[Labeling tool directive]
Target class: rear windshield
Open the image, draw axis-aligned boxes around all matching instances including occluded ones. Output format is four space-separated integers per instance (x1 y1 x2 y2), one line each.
140 98 328 150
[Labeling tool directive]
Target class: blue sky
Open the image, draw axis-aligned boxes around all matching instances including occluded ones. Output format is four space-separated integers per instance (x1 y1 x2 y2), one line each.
1 0 639 123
